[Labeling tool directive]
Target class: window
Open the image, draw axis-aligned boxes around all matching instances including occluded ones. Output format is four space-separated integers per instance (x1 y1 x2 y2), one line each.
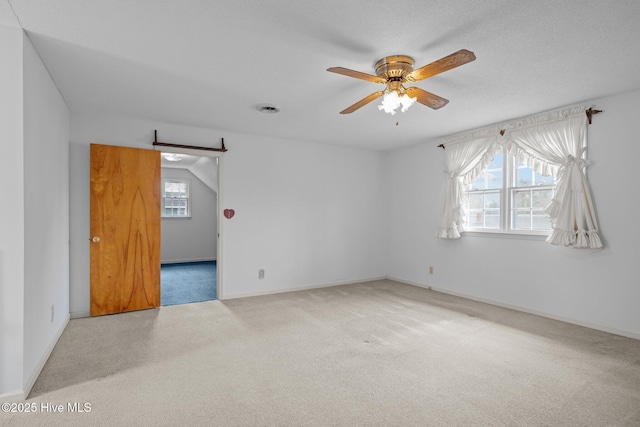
162 179 190 217
464 151 556 234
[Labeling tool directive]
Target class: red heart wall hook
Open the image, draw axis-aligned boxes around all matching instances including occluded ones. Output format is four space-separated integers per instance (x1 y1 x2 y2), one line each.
223 209 235 219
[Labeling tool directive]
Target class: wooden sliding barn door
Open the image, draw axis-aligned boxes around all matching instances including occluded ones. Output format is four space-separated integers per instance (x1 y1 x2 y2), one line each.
90 144 161 316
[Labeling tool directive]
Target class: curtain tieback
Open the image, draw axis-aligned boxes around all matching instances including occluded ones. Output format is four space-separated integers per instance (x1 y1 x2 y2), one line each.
564 154 588 169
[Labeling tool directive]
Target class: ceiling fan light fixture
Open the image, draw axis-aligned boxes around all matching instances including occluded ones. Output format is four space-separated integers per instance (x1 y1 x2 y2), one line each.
162 153 184 162
378 90 417 115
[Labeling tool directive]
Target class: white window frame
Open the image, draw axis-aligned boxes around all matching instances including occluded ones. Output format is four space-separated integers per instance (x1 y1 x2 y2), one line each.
463 150 556 236
162 179 191 218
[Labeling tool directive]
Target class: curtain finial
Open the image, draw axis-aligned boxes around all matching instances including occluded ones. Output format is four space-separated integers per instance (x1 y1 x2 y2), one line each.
585 108 603 124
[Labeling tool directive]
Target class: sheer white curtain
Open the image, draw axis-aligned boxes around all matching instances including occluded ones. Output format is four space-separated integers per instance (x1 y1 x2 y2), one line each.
436 130 501 239
505 106 602 248
436 105 603 248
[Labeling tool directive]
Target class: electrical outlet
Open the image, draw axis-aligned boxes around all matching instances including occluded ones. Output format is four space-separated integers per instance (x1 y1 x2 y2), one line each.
258 269 265 280
51 305 55 323
429 266 434 275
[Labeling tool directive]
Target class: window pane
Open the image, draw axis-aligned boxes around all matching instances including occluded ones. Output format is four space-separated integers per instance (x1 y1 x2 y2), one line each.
513 209 531 229
485 152 503 190
516 167 533 186
469 193 484 209
532 189 553 208
484 192 500 209
469 153 503 190
534 172 555 186
488 153 503 170
532 210 552 230
514 190 531 208
484 209 500 229
486 171 503 189
468 211 484 228
162 192 189 216
465 190 501 230
468 174 486 190
164 181 188 198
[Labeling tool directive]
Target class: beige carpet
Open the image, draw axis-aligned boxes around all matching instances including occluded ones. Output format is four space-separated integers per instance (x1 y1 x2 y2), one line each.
5 280 640 426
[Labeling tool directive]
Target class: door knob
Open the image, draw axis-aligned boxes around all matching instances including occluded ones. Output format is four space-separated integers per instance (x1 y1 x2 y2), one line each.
92 236 101 243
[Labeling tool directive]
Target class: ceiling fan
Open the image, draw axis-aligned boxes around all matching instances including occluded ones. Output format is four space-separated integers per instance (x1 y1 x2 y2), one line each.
327 49 476 115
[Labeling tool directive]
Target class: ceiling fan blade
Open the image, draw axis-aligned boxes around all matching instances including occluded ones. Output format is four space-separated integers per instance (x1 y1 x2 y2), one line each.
339 91 385 114
405 87 449 110
327 67 386 84
406 49 476 82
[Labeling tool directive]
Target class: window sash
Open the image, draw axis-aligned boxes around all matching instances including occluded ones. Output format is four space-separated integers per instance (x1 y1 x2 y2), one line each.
466 189 501 229
510 186 555 231
162 180 189 198
162 179 190 217
464 151 555 235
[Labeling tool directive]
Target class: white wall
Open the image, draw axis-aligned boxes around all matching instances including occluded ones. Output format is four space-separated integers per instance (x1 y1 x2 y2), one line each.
0 26 70 400
189 156 218 194
70 114 387 314
161 168 217 263
22 32 70 390
221 131 387 298
386 89 640 338
0 24 25 400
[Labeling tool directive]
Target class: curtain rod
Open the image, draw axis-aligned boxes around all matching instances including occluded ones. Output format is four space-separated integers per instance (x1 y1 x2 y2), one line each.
152 130 227 152
437 107 602 149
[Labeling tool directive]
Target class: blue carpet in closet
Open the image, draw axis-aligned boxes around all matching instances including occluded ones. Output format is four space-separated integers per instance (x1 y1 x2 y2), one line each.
161 261 216 306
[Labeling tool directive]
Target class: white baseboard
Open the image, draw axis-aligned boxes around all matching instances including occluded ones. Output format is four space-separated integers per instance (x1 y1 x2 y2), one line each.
0 389 25 403
23 313 70 399
388 276 640 341
161 258 216 265
221 276 387 300
70 310 90 319
0 313 70 402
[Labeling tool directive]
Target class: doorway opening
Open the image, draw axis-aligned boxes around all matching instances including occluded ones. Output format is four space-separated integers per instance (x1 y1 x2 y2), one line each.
159 152 220 306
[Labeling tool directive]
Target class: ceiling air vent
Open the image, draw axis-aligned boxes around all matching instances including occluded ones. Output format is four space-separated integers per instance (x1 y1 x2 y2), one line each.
256 104 280 114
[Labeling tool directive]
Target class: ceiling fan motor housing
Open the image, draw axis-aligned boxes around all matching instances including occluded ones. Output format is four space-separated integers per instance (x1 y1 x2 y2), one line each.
375 55 415 80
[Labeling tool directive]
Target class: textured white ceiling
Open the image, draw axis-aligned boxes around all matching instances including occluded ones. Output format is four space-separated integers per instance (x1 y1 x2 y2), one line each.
4 0 640 150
